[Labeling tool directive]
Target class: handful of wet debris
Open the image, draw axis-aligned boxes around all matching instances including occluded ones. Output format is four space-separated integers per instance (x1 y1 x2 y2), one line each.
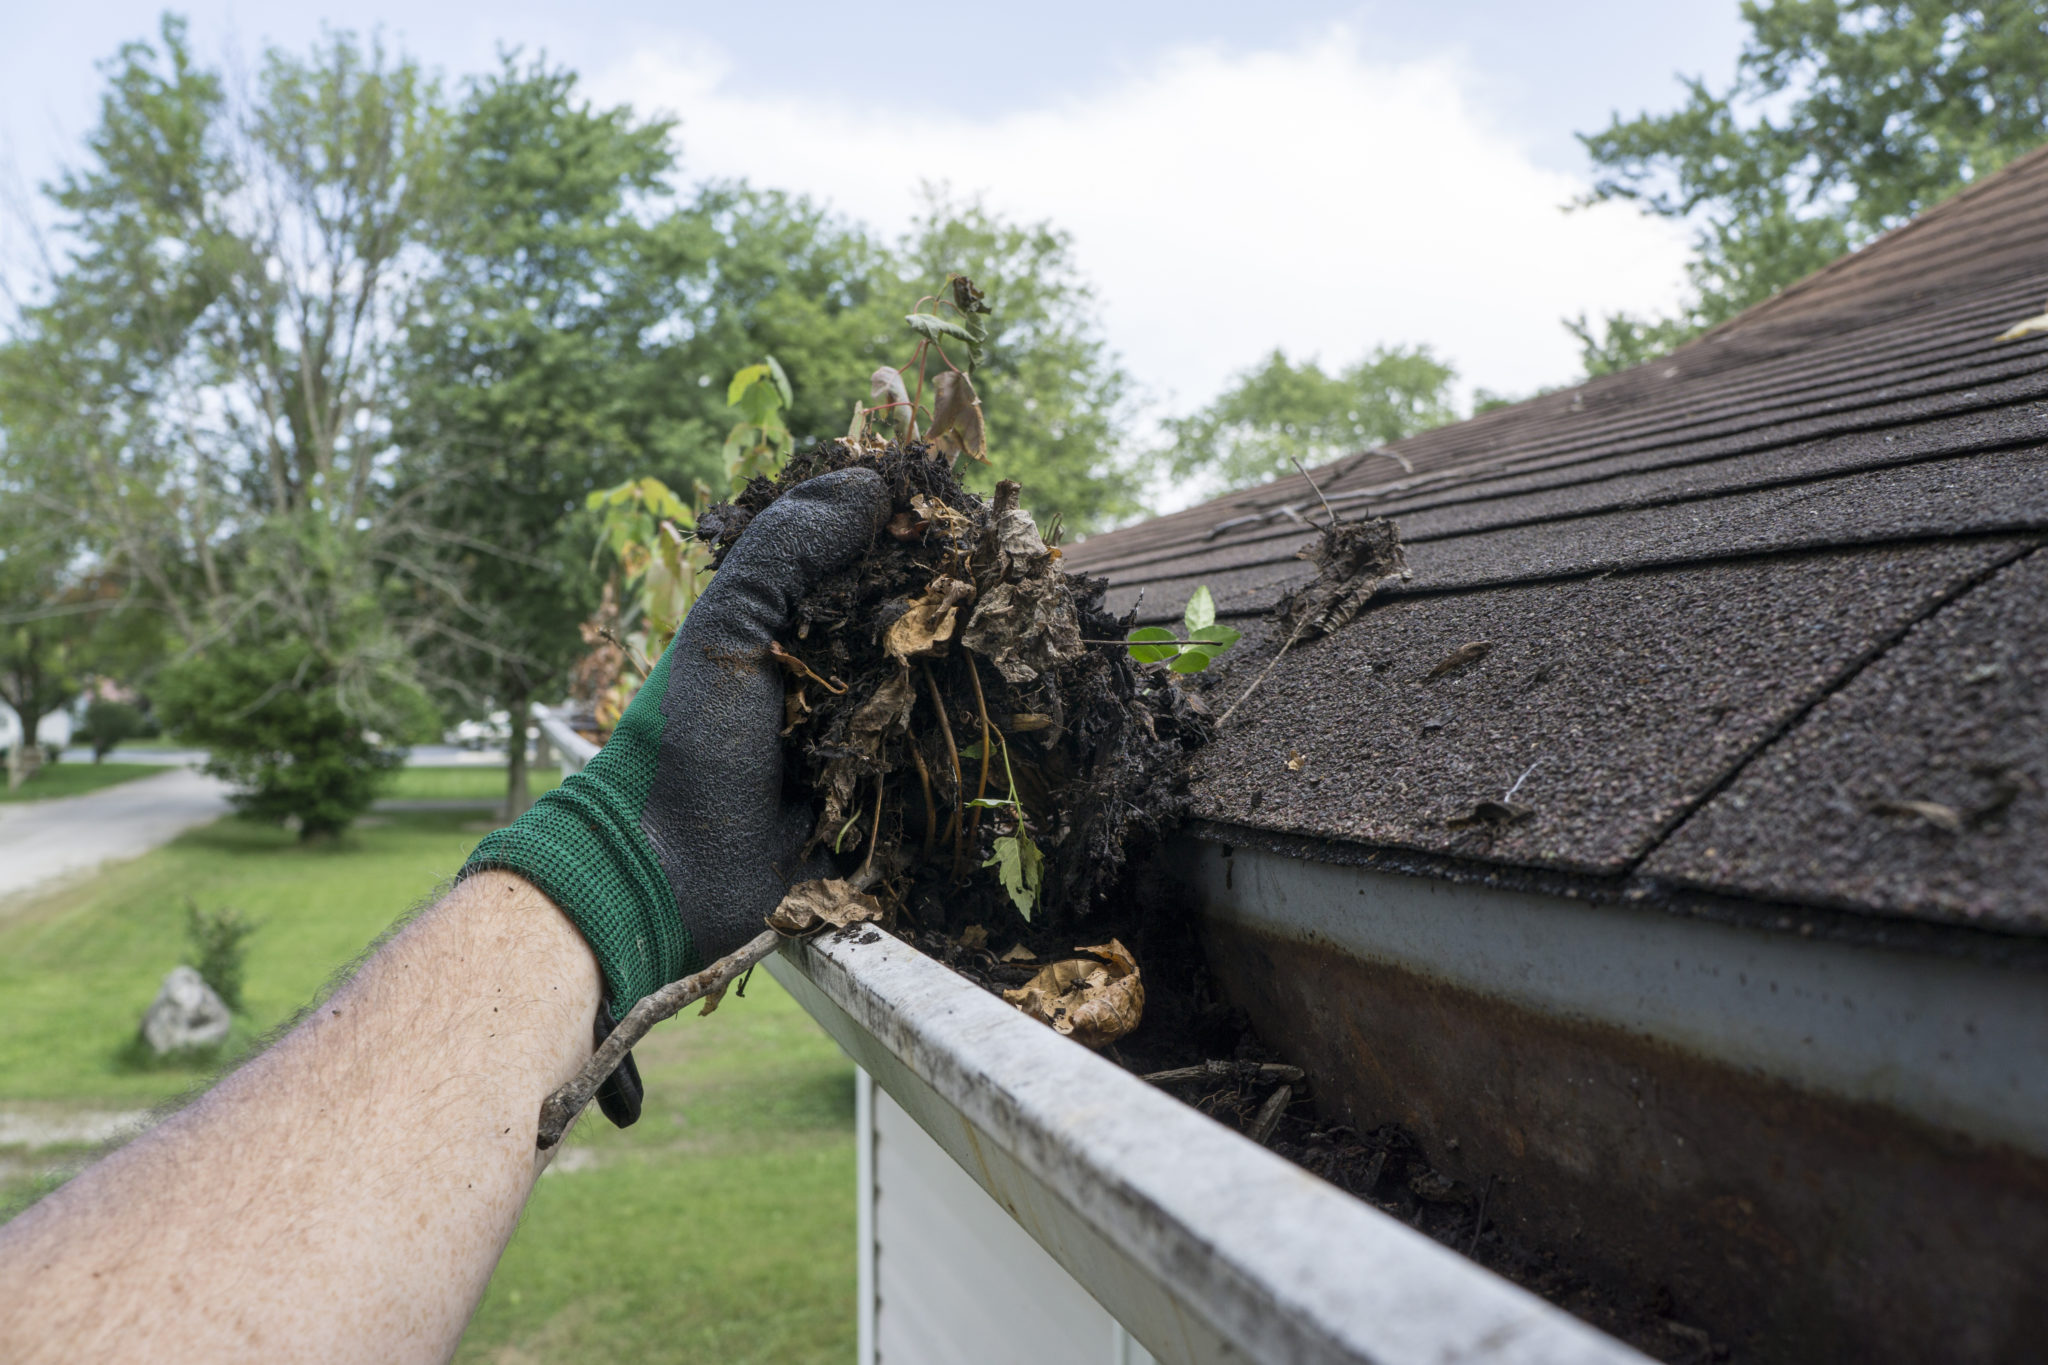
699 440 1212 1043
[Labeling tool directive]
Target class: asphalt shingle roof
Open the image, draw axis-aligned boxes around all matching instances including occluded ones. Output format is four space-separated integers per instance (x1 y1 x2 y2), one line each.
1063 144 2048 933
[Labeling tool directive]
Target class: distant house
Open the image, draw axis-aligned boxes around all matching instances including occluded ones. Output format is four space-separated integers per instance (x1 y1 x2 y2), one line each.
568 143 2048 1364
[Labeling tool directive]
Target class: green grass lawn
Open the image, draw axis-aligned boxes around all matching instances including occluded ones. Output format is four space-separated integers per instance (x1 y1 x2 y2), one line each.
0 809 856 1363
0 762 166 804
380 764 562 804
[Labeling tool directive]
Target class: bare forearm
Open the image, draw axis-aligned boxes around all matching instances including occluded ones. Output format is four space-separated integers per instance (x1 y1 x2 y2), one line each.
0 871 600 1364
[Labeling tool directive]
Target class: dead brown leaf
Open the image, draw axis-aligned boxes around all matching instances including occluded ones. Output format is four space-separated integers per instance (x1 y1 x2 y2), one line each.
884 576 976 665
960 579 1083 684
1007 712 1053 732
870 367 912 439
1285 750 1306 772
959 924 989 951
698 982 729 1016
886 509 928 542
1000 943 1037 962
929 370 988 464
1871 798 1964 833
1996 299 2048 342
767 878 886 935
1002 938 1144 1049
1428 641 1493 680
782 685 814 736
1446 799 1532 830
813 670 917 844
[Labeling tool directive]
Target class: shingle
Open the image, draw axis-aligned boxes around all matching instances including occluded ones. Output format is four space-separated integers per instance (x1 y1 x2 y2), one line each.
1644 547 2048 931
1186 541 2024 874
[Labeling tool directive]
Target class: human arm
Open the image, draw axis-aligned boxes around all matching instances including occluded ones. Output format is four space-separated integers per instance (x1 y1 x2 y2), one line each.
0 871 598 1365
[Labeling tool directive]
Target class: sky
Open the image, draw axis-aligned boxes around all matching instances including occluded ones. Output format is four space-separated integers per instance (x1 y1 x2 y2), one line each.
2 3 1748 445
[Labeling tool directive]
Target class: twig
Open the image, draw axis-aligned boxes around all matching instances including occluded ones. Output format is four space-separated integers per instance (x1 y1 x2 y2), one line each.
596 624 652 677
909 738 938 861
1142 1061 1303 1086
964 657 994 850
862 772 885 874
1288 456 1340 528
537 929 780 1149
921 661 965 869
1246 1084 1293 1146
1216 614 1311 728
1503 756 1548 803
1468 1174 1496 1255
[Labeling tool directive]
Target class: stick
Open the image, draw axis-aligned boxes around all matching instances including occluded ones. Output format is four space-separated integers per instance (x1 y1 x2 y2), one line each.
920 661 964 850
964 657 994 850
1468 1174 1496 1255
536 929 780 1149
909 739 937 861
1288 456 1340 528
1246 1083 1293 1146
1216 614 1310 728
1142 1061 1304 1086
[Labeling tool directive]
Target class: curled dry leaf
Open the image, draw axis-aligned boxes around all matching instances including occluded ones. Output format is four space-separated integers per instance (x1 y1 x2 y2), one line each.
929 369 988 465
960 579 1083 685
870 367 913 440
884 576 976 665
1428 641 1494 680
1002 939 1144 1049
1446 799 1533 831
1000 942 1038 962
959 924 989 951
1995 299 2048 342
1871 797 1964 833
813 669 918 845
1285 750 1306 772
767 878 886 935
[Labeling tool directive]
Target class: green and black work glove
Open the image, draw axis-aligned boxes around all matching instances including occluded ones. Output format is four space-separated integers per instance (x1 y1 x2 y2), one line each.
462 468 890 1124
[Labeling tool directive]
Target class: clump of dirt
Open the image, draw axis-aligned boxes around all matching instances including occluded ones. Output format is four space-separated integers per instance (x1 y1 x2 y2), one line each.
699 439 1212 944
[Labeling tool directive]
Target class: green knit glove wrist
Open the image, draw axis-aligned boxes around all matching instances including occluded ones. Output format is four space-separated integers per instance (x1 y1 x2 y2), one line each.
463 646 694 1015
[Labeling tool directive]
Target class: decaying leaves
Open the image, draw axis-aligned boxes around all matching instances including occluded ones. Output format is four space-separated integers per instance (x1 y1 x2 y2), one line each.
766 878 886 935
928 369 988 465
1000 942 1037 962
1871 797 1964 833
1002 939 1144 1049
961 580 1083 684
1284 750 1306 772
884 576 976 664
1996 300 2048 342
1428 641 1493 680
1272 516 1407 643
870 367 912 439
1446 799 1532 830
813 669 918 844
959 924 989 951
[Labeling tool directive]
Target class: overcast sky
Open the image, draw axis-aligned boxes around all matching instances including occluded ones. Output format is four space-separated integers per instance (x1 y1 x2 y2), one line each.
4 3 1746 429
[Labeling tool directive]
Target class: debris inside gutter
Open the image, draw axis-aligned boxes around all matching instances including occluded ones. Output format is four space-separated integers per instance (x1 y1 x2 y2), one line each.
725 449 1719 1363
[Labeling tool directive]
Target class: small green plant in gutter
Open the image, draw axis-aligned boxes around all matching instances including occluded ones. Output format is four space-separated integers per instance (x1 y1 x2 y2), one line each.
1125 586 1242 674
964 731 1043 919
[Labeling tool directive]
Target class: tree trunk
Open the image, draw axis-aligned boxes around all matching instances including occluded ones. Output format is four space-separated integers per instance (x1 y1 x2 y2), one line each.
502 687 533 823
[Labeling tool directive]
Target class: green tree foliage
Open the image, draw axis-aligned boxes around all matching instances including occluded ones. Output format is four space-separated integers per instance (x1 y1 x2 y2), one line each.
1574 0 2048 374
184 901 260 1012
395 55 696 815
900 196 1139 531
1162 347 1456 490
80 700 147 761
8 17 446 831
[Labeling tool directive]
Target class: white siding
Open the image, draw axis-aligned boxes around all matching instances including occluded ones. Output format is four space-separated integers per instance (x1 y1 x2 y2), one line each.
863 1069 1153 1365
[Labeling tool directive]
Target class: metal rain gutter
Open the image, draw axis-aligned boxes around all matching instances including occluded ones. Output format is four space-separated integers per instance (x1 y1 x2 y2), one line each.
767 927 1650 1365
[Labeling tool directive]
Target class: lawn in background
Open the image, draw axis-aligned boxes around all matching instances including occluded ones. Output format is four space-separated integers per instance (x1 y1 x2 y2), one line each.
0 803 856 1363
0 762 164 804
380 764 562 804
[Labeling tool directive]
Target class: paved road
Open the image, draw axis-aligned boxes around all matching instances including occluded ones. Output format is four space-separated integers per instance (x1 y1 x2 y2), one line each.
0 767 232 909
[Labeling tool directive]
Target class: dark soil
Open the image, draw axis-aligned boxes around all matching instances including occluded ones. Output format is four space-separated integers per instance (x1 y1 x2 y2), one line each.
702 440 1210 940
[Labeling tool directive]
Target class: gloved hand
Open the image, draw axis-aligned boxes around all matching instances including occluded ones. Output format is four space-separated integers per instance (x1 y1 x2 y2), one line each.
463 468 890 1121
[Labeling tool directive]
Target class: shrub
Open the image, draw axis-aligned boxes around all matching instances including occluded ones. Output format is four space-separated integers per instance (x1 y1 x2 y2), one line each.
79 699 146 761
154 638 429 839
186 899 259 1013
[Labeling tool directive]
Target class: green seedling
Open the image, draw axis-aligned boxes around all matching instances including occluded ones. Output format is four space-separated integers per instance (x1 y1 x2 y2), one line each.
965 730 1043 919
1125 586 1242 674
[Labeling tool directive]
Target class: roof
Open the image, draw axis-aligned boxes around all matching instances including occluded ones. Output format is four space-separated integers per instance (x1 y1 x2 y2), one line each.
1064 143 2048 937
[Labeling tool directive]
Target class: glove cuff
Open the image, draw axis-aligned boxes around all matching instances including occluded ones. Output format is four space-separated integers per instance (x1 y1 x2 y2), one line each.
461 749 696 1014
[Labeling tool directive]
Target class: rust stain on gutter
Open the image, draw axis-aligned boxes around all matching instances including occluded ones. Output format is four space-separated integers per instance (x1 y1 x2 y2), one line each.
1200 913 2048 1364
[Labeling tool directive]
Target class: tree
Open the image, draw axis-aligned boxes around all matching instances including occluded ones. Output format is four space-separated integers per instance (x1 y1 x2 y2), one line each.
1161 347 1456 492
15 18 447 833
397 55 696 817
1573 0 2048 374
899 195 1141 533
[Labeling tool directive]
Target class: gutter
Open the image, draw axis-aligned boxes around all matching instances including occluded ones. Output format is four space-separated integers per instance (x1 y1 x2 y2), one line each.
767 927 1649 1365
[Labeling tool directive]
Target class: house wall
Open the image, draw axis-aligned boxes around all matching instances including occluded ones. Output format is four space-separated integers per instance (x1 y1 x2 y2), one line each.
857 1069 1156 1365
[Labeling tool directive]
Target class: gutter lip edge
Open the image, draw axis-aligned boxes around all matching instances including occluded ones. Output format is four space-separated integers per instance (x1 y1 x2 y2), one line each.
778 926 1651 1365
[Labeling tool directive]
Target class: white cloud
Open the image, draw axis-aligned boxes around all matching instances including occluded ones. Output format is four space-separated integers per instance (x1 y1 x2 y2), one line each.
594 25 1689 424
